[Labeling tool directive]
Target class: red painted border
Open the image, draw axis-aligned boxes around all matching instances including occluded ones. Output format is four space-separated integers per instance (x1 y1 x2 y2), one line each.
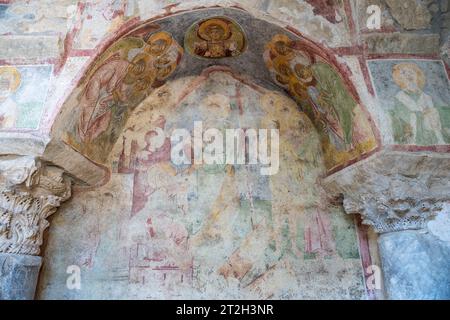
355 215 377 300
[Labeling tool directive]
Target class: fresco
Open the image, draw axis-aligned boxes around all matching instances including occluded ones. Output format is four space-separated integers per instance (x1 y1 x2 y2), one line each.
0 65 52 130
0 2 73 35
185 17 246 59
73 0 127 50
264 34 377 172
368 60 450 145
38 71 366 299
305 0 344 24
65 30 183 163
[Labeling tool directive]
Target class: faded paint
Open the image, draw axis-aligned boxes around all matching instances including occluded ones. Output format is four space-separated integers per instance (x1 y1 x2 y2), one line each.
368 59 450 145
264 34 378 172
38 71 367 299
0 65 52 130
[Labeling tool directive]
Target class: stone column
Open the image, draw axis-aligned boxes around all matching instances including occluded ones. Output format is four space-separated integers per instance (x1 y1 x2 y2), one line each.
323 151 450 300
344 197 450 300
0 156 71 300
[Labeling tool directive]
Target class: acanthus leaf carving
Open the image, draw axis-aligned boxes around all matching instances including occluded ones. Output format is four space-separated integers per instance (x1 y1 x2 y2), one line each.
0 157 71 255
343 196 446 233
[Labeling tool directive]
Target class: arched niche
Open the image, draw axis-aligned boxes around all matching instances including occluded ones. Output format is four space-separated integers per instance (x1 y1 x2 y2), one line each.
48 7 379 186
38 67 373 300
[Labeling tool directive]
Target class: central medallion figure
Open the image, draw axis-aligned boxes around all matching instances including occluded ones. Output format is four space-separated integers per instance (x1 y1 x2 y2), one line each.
185 17 246 59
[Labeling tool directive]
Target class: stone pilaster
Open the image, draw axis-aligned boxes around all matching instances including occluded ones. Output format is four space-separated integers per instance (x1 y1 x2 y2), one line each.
0 156 71 300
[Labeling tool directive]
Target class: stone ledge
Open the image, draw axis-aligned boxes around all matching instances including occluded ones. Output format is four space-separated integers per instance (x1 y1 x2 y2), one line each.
0 35 62 61
42 140 109 186
0 132 50 156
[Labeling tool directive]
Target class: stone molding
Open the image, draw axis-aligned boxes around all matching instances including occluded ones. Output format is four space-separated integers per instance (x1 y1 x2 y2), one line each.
323 151 450 234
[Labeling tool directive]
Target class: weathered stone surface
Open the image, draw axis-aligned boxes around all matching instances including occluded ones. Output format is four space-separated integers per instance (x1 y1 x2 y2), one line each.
0 0 78 35
0 133 49 157
42 141 108 186
0 157 71 300
354 0 396 32
0 35 61 61
364 32 440 54
385 0 432 30
324 150 450 233
428 205 450 242
442 0 449 12
344 197 446 233
0 253 42 300
441 15 450 64
379 230 450 299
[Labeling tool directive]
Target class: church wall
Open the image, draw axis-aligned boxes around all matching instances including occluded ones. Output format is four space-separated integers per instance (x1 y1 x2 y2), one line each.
1 1 449 163
0 0 449 301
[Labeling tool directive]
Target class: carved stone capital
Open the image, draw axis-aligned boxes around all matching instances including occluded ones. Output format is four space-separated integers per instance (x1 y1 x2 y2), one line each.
323 151 450 234
343 196 446 233
0 156 71 255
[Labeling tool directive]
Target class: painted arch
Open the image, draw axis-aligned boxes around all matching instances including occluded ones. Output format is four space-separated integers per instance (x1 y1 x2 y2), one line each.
50 7 379 182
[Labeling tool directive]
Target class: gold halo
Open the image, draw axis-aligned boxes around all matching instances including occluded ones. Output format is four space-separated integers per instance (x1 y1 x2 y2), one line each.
268 34 295 59
0 66 21 92
198 18 231 41
392 63 426 90
146 31 173 54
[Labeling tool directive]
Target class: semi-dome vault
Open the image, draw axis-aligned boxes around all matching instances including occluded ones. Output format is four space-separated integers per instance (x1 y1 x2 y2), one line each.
50 8 379 183
0 2 449 301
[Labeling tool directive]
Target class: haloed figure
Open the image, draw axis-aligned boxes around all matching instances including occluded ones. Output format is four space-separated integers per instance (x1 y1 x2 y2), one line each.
194 19 240 58
77 31 176 143
0 67 21 129
390 63 446 145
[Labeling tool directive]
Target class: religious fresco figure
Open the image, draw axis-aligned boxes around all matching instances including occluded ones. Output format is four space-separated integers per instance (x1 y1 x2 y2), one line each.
76 31 183 144
264 34 377 171
0 65 52 130
0 66 21 129
185 17 246 59
389 63 447 145
265 36 354 151
77 53 133 142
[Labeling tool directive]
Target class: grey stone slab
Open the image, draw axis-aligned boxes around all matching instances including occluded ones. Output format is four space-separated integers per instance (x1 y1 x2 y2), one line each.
379 230 450 300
